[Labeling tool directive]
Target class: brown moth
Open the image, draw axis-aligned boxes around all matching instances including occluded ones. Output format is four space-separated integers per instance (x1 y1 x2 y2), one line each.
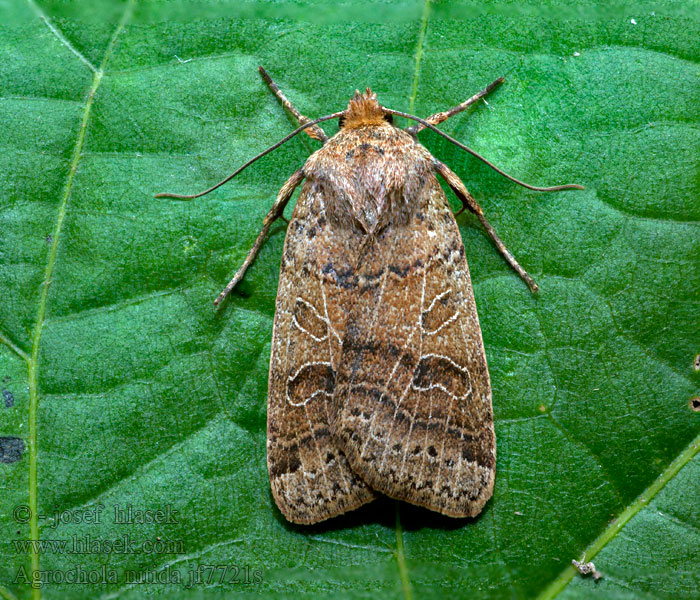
156 67 583 524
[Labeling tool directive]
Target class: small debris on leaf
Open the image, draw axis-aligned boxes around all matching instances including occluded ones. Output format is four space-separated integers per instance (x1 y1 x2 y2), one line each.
572 559 602 581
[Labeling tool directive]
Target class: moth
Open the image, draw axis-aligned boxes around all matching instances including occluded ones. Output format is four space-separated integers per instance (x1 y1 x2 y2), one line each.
157 67 583 524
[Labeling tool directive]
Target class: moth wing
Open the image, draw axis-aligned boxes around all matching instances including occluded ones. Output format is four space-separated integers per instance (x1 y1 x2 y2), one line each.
333 178 495 518
267 180 375 524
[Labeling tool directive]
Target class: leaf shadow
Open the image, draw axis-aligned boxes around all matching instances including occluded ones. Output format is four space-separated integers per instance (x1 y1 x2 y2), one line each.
269 488 490 535
210 222 289 317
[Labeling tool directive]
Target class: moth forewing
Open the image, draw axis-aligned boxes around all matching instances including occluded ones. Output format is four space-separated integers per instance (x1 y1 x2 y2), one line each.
332 175 495 518
267 175 375 524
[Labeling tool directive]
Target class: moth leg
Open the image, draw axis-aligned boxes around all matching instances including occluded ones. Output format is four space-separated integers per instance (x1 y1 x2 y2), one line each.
259 66 329 143
214 168 305 306
435 160 539 293
406 77 504 135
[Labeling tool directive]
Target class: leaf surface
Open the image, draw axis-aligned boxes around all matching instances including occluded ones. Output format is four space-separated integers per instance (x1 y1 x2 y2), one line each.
1 1 699 598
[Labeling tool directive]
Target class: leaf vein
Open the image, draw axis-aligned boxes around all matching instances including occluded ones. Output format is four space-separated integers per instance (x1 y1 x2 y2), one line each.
24 2 134 596
27 0 97 72
537 432 700 599
547 413 625 508
0 330 30 362
408 0 431 114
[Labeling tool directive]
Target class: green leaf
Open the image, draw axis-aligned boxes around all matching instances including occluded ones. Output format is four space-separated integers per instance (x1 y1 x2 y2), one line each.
1 1 699 599
549 443 700 599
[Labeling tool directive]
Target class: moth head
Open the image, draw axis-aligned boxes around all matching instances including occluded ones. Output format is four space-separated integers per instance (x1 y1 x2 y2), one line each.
339 87 394 129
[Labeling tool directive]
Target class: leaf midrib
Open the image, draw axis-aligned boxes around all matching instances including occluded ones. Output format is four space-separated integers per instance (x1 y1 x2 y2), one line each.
21 2 134 599
538 430 700 598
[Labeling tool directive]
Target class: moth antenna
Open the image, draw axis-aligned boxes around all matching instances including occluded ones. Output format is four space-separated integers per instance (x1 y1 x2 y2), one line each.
385 108 585 193
154 111 345 199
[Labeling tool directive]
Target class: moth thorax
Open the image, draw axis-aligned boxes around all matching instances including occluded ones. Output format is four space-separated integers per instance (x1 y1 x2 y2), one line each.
343 87 387 128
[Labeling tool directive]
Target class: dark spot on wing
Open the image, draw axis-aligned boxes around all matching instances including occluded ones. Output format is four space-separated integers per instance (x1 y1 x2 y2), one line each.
293 298 328 340
412 355 471 399
389 264 410 277
287 363 336 406
322 262 355 289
